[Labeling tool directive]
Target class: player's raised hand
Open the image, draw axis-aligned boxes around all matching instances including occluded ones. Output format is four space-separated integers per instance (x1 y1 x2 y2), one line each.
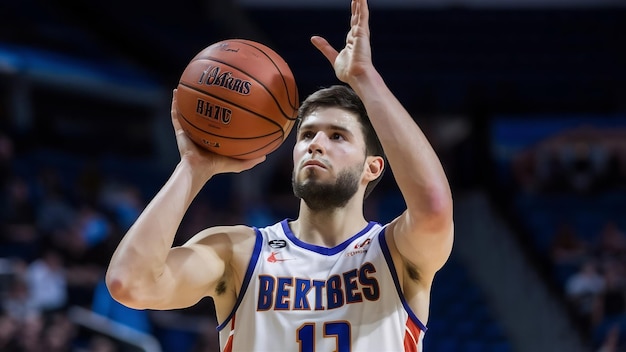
311 0 373 85
171 89 265 175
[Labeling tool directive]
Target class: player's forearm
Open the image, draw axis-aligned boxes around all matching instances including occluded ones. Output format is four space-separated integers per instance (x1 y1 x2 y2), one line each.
351 68 452 222
106 159 211 304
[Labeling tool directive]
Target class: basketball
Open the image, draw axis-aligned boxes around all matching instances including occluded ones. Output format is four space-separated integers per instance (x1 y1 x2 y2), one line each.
175 39 299 159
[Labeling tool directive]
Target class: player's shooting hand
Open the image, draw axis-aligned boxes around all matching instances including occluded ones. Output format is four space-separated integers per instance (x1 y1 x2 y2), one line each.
171 89 265 175
311 0 373 85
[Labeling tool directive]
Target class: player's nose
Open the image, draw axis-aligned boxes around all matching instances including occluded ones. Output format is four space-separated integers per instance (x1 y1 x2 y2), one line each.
307 132 327 155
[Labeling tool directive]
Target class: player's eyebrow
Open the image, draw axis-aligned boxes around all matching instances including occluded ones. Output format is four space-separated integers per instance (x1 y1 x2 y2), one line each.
299 122 354 136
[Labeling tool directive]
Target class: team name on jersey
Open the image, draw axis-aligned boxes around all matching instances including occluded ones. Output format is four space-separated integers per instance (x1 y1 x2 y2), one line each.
257 262 380 311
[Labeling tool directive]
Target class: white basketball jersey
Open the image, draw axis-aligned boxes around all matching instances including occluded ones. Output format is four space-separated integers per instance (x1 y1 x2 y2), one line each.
217 219 427 352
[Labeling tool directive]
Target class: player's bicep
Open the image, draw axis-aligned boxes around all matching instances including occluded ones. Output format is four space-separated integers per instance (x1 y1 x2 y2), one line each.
160 243 227 306
151 231 232 309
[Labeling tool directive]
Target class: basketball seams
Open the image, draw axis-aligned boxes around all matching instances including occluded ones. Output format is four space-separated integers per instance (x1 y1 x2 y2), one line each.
177 81 286 132
192 41 298 120
177 108 283 140
185 57 297 121
179 110 284 158
203 39 297 108
228 39 299 114
177 39 298 159
231 134 283 159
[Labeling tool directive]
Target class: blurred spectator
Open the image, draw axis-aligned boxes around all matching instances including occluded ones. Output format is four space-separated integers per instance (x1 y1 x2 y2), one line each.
98 181 143 233
0 308 19 350
512 127 626 194
91 277 152 335
591 259 626 351
24 248 67 313
2 276 39 323
511 149 539 193
41 312 77 352
592 259 626 329
593 222 626 262
75 204 112 249
34 166 76 236
49 205 116 308
532 139 570 193
0 176 40 261
86 335 118 352
565 258 605 332
559 140 608 194
549 222 590 286
15 313 45 352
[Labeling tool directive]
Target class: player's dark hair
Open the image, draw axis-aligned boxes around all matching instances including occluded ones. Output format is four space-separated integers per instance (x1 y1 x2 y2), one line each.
296 85 386 199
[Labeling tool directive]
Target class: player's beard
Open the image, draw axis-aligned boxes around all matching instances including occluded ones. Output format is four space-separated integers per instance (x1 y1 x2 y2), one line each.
292 163 362 212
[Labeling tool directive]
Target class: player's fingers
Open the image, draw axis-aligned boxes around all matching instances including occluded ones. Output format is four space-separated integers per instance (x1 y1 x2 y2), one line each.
355 0 370 33
351 0 358 26
170 89 184 133
311 36 338 65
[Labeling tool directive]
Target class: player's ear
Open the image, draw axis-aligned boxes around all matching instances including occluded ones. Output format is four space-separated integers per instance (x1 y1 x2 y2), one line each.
364 155 384 182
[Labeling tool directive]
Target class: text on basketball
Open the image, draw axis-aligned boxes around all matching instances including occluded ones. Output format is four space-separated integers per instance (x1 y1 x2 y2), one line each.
198 65 251 95
196 99 232 124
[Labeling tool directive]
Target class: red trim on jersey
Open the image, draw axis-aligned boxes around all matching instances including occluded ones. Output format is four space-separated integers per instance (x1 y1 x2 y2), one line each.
223 314 236 352
403 317 422 352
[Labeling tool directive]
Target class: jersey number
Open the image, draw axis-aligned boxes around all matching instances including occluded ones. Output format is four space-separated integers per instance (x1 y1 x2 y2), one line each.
297 321 351 352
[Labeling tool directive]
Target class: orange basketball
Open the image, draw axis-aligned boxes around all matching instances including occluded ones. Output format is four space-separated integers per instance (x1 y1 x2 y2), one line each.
175 39 299 159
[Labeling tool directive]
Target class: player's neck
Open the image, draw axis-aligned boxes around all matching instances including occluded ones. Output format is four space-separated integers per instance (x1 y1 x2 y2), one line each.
291 200 368 248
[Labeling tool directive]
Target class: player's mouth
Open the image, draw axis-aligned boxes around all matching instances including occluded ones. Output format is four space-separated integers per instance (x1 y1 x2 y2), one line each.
302 159 328 169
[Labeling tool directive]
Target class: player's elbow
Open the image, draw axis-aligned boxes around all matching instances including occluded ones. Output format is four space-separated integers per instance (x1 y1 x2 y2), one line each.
105 275 128 302
427 188 452 214
105 270 152 310
407 187 453 231
418 185 453 219
428 194 454 232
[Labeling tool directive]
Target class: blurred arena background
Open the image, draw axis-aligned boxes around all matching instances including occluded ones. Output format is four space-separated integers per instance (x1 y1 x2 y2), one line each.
1 0 625 351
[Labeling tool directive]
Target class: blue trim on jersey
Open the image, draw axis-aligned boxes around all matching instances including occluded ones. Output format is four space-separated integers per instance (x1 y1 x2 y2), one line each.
281 218 378 256
216 227 264 332
378 229 428 332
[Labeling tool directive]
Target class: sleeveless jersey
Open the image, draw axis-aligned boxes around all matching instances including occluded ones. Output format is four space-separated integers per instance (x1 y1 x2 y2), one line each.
217 219 427 352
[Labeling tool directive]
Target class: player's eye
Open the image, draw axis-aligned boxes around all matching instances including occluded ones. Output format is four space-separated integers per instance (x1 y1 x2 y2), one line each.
331 133 344 140
300 131 314 140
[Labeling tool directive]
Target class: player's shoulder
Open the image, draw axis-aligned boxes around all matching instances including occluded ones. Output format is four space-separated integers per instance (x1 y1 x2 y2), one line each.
254 219 298 242
255 219 286 233
186 224 257 246
230 224 258 235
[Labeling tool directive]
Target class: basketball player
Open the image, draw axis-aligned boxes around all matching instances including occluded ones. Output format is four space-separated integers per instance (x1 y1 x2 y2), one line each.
105 0 454 351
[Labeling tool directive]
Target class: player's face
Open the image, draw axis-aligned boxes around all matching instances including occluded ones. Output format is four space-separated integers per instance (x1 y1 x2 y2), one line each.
292 107 367 210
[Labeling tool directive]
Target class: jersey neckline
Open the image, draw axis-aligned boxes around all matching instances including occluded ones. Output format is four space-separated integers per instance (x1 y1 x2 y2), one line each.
280 218 379 256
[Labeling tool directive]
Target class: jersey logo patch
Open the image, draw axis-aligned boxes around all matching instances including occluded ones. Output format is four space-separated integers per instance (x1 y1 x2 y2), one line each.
268 240 287 249
267 251 295 263
346 238 372 257
354 238 372 249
